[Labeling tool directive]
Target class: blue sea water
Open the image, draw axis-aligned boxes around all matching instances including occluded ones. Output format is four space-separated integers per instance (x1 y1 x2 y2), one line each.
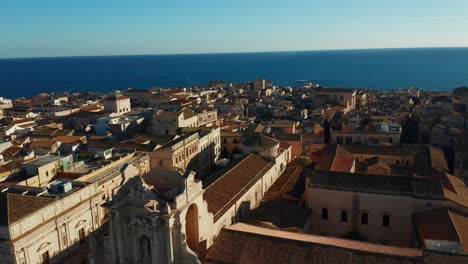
1 48 468 98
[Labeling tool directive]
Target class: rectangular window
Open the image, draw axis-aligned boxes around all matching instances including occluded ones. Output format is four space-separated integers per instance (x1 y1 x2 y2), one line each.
78 228 85 244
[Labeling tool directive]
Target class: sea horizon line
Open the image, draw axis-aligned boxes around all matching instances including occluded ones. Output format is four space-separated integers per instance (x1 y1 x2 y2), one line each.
2 46 468 61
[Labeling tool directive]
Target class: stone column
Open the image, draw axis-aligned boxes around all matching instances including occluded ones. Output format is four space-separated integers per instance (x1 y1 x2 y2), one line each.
152 217 161 263
132 224 139 263
108 210 119 264
165 217 175 264
87 232 97 264
113 210 126 264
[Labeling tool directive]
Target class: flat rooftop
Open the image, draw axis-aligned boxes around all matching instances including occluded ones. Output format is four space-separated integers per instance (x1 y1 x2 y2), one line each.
306 170 445 200
21 154 67 166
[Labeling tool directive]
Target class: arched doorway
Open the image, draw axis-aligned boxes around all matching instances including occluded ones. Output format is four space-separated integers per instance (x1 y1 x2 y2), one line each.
138 236 152 264
185 204 199 253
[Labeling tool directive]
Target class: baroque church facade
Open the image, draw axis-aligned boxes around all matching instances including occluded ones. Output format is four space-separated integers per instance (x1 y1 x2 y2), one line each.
104 145 292 263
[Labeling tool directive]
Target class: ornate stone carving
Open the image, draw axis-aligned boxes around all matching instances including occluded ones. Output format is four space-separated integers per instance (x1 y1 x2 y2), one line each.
129 217 147 228
129 177 149 200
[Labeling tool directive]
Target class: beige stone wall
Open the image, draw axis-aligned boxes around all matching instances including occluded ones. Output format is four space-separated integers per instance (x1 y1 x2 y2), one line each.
331 131 400 144
151 136 199 170
19 161 59 187
305 185 448 247
210 148 290 247
3 154 148 264
197 127 221 179
6 185 101 264
241 144 279 158
339 153 414 167
197 110 218 127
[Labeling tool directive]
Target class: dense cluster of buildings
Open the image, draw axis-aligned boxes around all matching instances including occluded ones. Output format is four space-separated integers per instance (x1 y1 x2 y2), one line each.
0 80 467 263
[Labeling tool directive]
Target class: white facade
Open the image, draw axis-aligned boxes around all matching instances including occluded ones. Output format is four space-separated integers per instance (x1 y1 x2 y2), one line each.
106 147 292 263
104 96 131 115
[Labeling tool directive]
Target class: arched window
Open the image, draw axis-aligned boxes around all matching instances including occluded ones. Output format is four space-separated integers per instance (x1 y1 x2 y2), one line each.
361 212 369 225
139 236 152 264
383 214 390 227
321 208 328 220
340 210 348 223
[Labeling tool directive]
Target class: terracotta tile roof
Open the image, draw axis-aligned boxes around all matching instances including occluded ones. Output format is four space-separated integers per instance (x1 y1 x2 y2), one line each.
1 146 23 157
128 135 152 145
279 141 291 150
173 98 191 104
0 166 11 174
443 173 468 209
242 133 279 148
54 135 85 144
203 154 273 221
205 223 426 264
88 135 111 140
11 118 35 125
315 144 337 171
80 104 104 112
220 130 243 137
336 144 425 157
413 208 460 247
248 200 310 229
331 156 354 172
429 146 449 172
268 165 304 194
17 122 37 128
449 210 468 252
0 193 55 225
52 129 74 137
30 140 57 149
414 208 468 253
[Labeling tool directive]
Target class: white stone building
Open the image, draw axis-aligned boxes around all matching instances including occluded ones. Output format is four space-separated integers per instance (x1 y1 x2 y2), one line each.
104 95 131 115
152 109 217 136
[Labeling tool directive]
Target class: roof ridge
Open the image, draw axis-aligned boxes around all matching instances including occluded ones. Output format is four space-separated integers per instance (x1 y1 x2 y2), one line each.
205 153 256 190
226 223 423 258
447 210 463 245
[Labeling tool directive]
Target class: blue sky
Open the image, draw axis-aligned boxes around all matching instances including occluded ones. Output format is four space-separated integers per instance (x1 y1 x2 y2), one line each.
1 0 468 58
